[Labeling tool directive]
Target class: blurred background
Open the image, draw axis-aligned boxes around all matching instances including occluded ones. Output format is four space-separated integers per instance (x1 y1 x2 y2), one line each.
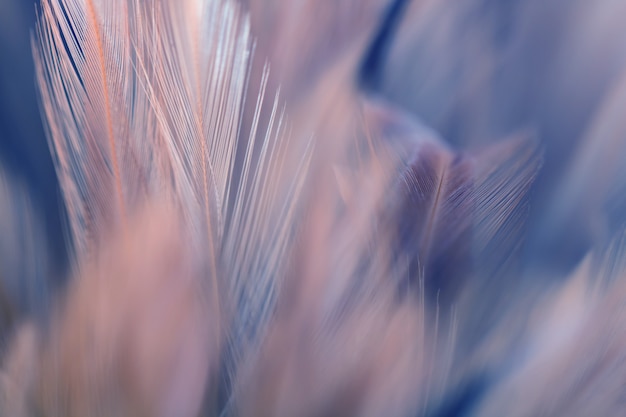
0 0 67 282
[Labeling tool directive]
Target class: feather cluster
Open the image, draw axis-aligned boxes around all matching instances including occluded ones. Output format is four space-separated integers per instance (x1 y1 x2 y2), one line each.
1 0 626 416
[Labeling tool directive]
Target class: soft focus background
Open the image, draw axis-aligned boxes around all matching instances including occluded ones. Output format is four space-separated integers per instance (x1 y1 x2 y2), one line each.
0 0 67 282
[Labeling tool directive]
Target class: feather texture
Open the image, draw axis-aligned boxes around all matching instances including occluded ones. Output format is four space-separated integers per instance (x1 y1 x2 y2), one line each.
371 103 541 316
0 0 621 416
32 0 313 414
28 0 547 412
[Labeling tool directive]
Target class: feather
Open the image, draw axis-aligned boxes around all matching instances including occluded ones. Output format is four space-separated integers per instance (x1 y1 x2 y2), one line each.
534 66 626 268
32 0 312 414
35 203 212 417
8 0 625 416
27 0 548 411
375 0 626 275
372 102 541 313
478 227 626 417
34 0 140 256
